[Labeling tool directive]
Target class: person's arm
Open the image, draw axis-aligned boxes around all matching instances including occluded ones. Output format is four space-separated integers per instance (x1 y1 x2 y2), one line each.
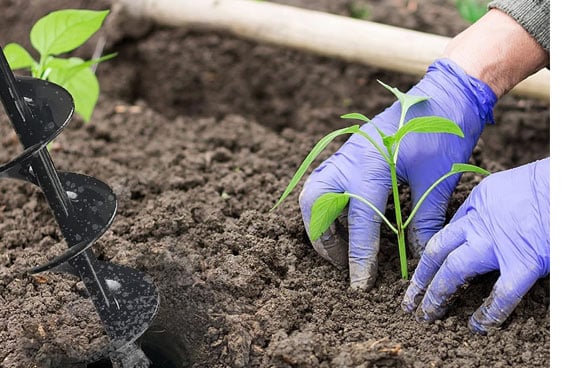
489 0 550 52
444 6 549 98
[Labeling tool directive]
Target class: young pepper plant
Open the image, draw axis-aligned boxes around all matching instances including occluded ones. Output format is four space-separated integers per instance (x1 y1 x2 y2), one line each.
3 9 115 122
273 80 489 280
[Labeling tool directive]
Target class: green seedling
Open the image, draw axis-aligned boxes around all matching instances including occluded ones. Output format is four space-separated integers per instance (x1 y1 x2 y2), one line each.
3 9 115 122
455 0 489 24
273 81 489 280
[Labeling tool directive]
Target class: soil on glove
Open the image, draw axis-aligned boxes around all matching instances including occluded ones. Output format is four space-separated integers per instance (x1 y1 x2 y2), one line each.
0 0 550 367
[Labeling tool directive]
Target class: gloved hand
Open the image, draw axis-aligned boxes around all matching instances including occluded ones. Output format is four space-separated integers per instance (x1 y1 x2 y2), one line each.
298 58 497 290
401 158 550 334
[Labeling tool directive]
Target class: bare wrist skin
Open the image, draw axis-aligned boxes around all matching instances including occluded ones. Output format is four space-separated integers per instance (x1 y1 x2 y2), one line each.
443 8 549 98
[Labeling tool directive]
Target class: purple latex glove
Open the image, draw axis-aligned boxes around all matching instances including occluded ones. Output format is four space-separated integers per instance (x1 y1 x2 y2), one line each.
401 158 550 334
298 58 496 290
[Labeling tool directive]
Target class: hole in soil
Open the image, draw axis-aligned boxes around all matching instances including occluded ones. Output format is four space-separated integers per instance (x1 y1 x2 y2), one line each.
86 327 187 368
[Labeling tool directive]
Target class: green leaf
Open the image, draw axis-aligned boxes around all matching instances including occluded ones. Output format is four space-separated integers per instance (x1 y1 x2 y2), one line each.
44 53 116 84
31 9 109 56
47 57 99 122
377 79 407 102
272 125 360 210
3 43 36 70
309 192 349 241
342 112 390 155
393 116 464 143
403 162 490 229
341 112 370 122
348 2 372 20
382 136 395 150
449 163 491 176
377 79 428 128
44 57 80 82
64 67 98 122
75 52 117 70
456 0 489 23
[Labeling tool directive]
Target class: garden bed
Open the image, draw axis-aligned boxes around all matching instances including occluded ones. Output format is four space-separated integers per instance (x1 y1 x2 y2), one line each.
0 0 550 367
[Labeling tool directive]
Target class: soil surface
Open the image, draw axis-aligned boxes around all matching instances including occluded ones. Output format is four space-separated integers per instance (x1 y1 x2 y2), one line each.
0 0 550 367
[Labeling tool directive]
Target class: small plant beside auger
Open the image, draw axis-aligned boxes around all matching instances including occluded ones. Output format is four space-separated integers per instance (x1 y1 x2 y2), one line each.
0 14 159 368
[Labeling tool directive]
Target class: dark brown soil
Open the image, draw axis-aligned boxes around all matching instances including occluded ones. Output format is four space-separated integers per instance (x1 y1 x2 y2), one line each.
0 0 550 367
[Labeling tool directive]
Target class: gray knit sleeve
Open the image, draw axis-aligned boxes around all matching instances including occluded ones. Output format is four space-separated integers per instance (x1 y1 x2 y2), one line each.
488 0 550 52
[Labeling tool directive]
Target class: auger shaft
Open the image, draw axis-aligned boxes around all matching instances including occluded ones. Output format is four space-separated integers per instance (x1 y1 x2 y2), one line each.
0 45 159 367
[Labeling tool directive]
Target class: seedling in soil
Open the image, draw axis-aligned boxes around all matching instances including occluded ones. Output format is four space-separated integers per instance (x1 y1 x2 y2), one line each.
273 80 489 280
3 9 115 122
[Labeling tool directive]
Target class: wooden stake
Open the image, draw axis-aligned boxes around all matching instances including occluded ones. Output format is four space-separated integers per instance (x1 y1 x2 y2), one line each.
115 0 549 101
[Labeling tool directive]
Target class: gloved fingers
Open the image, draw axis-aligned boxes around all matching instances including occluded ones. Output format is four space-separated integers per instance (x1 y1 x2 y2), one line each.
401 216 468 313
468 269 540 334
347 187 390 291
415 238 498 323
298 120 393 273
406 165 462 256
299 173 349 269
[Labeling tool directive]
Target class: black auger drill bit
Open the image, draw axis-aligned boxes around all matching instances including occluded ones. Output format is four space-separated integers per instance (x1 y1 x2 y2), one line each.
0 46 159 368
